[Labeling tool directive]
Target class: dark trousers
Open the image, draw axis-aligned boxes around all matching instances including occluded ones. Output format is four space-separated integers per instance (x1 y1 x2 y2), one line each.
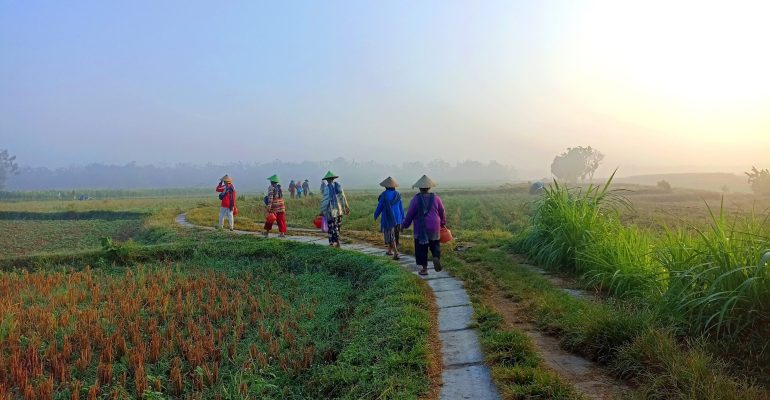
414 239 441 267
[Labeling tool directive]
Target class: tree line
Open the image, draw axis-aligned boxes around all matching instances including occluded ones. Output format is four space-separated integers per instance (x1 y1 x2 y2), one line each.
0 156 516 191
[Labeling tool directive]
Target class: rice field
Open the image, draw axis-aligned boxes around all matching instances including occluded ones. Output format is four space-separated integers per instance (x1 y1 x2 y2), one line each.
0 239 431 399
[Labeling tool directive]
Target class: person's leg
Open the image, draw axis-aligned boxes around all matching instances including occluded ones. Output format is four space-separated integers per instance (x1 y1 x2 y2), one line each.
393 225 401 258
429 240 442 271
329 217 341 246
384 229 393 254
227 210 234 230
277 212 287 236
335 217 342 247
218 207 226 228
327 217 337 244
414 239 429 275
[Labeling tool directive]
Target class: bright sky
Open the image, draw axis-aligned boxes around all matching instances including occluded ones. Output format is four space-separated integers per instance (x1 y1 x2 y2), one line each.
1 0 768 175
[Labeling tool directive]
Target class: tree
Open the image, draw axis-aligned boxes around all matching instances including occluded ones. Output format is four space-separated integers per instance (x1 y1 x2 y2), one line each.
550 146 604 182
0 149 19 190
657 180 672 192
745 166 770 196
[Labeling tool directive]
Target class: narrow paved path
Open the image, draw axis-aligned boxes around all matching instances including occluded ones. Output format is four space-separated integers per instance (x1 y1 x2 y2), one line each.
176 213 500 400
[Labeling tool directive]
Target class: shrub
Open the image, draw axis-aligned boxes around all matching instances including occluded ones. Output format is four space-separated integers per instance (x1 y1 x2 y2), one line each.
657 180 672 192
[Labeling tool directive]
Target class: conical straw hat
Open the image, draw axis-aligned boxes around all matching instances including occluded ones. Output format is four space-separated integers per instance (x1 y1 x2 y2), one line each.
412 175 437 189
379 176 399 188
323 170 339 180
267 174 280 183
221 174 233 183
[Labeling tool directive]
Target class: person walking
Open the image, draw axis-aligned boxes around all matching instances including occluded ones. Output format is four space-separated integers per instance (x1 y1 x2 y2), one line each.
319 170 350 247
302 179 311 197
402 175 446 275
296 178 303 198
374 176 404 259
215 174 237 231
264 174 287 237
288 180 297 199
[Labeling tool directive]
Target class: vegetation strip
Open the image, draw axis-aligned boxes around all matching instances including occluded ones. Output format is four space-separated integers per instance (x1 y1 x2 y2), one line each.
177 213 501 400
507 178 770 398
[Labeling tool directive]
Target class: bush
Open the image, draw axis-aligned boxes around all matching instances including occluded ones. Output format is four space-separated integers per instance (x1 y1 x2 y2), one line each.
657 180 672 192
746 166 770 196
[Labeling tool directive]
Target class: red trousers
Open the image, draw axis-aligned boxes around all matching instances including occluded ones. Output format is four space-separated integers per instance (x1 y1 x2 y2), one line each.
264 212 287 233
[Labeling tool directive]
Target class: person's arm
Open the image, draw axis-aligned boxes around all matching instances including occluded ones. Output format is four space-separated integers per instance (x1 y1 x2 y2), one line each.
402 197 417 229
436 195 446 227
265 186 274 212
374 194 384 220
339 186 350 215
398 194 405 224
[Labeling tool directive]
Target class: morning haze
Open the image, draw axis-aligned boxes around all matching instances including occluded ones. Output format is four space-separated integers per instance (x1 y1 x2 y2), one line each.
1 1 768 186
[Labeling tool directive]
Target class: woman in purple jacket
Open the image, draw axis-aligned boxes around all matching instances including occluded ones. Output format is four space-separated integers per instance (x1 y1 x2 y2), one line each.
402 175 446 276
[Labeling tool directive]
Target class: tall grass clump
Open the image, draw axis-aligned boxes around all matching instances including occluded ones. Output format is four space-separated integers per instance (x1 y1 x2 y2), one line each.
514 175 770 355
657 203 770 338
512 173 662 298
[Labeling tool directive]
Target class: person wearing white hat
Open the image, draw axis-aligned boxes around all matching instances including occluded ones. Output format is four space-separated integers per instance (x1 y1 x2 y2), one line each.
402 175 446 275
374 176 405 259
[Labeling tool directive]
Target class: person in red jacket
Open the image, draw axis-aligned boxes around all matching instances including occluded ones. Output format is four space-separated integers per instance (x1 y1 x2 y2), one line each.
216 174 237 231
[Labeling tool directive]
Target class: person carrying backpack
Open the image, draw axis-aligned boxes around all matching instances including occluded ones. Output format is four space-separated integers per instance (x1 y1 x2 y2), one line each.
402 175 446 275
264 174 287 237
374 176 405 260
216 175 237 231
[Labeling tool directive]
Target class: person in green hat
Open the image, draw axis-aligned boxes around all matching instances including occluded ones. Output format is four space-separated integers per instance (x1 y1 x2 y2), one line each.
319 170 350 247
264 174 287 237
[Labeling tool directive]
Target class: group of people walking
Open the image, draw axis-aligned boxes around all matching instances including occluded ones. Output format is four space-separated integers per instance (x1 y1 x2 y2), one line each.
214 172 447 275
288 179 311 198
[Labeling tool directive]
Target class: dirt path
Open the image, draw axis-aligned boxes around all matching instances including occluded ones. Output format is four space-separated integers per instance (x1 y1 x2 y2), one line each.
176 213 500 400
468 253 630 400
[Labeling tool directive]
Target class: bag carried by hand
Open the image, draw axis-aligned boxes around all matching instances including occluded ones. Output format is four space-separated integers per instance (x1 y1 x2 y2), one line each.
314 215 324 229
440 227 453 243
266 213 277 225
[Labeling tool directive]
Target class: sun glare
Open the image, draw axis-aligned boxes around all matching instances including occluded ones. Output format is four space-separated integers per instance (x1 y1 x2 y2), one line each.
558 0 770 144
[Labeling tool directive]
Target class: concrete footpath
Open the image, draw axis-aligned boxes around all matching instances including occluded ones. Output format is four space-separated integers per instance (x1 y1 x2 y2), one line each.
176 213 499 400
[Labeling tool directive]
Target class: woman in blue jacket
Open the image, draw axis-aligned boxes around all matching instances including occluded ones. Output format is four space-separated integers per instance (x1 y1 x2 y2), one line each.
374 176 405 259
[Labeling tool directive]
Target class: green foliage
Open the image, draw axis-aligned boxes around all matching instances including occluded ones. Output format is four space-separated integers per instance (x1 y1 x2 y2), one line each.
513 174 770 340
657 179 672 191
446 247 767 399
100 236 137 264
550 146 604 182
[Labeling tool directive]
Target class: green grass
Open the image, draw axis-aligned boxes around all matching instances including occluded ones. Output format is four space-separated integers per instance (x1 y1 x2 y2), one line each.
446 243 767 399
0 237 431 399
512 177 770 341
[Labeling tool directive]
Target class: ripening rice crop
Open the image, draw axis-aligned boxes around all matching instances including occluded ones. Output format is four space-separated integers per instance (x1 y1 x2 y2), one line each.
0 265 331 399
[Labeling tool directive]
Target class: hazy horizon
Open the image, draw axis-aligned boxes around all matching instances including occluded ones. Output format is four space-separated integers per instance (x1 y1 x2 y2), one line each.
2 1 768 177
